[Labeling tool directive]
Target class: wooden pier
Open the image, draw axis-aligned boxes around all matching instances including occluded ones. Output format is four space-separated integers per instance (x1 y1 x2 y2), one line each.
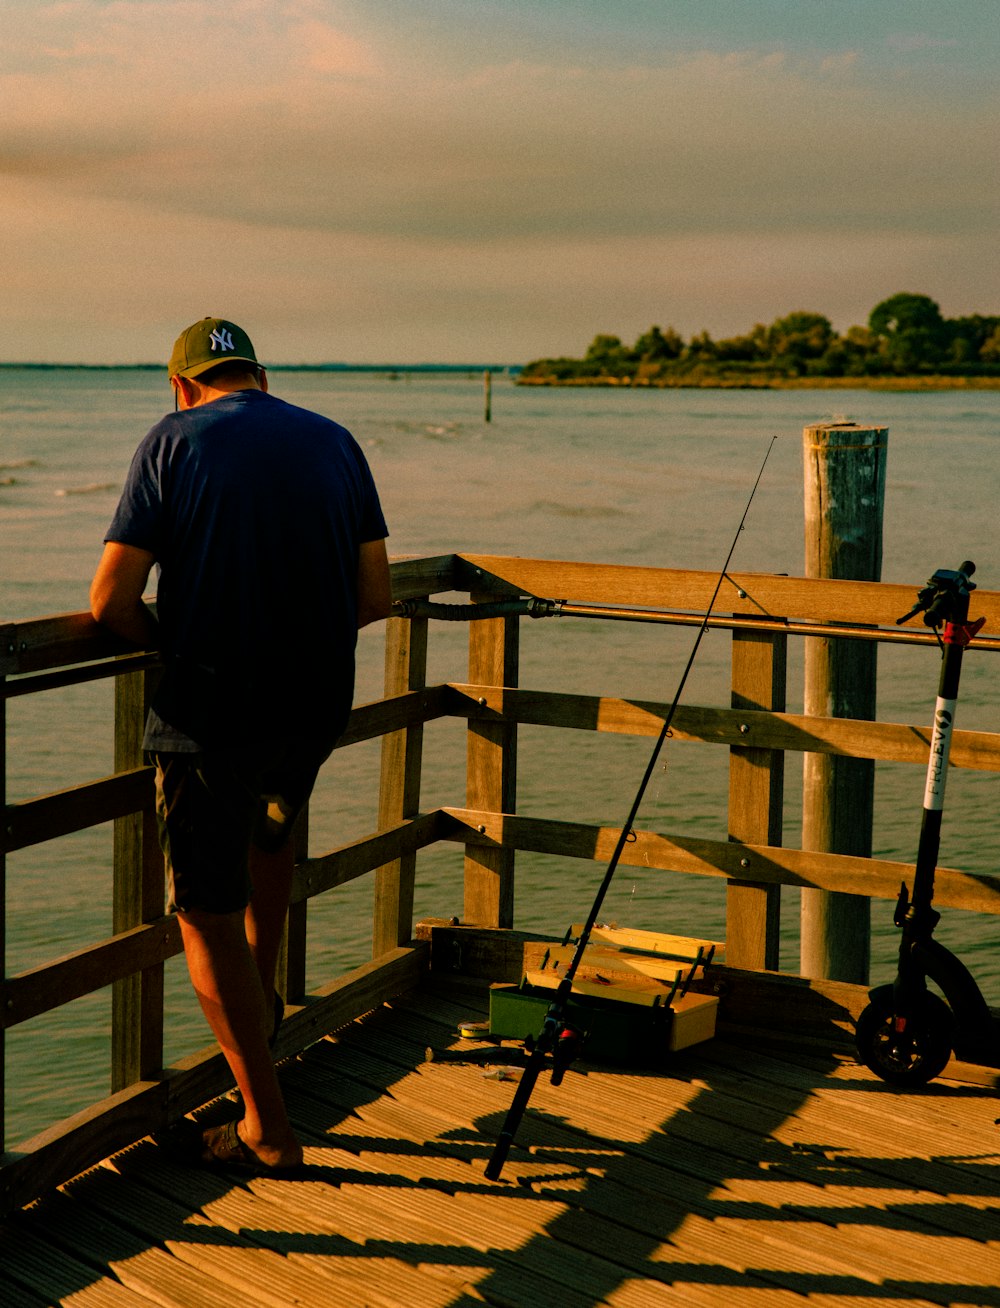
4 554 1000 1305
6 976 1000 1307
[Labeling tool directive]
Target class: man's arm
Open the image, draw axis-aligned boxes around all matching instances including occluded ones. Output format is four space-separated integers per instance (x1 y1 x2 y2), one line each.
90 541 159 647
356 538 392 628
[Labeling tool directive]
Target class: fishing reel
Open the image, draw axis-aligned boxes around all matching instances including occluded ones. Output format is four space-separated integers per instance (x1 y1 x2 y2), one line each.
524 1009 585 1087
549 1022 585 1087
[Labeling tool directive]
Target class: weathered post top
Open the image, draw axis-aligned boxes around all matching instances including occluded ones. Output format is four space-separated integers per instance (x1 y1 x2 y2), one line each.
803 421 888 585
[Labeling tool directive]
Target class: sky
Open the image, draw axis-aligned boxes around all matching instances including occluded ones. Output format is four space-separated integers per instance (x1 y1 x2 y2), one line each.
1 0 998 365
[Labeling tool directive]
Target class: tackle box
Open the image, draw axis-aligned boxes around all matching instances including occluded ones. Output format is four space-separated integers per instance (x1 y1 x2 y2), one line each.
487 924 721 1064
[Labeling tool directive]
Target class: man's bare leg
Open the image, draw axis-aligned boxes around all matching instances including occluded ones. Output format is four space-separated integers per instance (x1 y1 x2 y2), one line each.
245 839 295 1002
178 908 302 1168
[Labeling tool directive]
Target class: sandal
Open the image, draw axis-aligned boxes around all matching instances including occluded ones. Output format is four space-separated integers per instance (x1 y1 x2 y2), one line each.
200 1119 303 1177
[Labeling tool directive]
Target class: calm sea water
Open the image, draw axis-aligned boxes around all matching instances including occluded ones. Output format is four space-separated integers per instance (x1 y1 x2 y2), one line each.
3 368 1000 1143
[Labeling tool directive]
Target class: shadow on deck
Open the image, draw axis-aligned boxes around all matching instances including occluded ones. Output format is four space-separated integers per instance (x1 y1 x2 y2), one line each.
4 978 1000 1308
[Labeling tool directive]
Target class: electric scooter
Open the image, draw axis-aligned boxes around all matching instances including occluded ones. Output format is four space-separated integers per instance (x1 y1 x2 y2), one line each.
855 560 1000 1085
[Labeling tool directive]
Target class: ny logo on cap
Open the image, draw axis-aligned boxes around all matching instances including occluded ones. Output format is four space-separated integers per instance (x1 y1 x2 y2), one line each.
209 327 235 353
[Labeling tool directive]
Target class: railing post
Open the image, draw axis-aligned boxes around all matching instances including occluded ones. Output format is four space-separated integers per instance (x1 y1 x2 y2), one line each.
727 626 786 970
1 676 7 1154
464 592 519 928
373 611 428 956
800 421 887 984
111 665 163 1091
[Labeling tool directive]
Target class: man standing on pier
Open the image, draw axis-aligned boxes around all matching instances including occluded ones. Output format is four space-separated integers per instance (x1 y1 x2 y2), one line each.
90 317 391 1174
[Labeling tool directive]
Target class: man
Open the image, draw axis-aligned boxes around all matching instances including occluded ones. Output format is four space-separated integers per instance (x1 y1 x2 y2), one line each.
91 317 391 1173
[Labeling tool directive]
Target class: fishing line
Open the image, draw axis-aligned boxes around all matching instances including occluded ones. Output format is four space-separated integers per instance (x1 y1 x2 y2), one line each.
567 436 777 946
484 434 777 1181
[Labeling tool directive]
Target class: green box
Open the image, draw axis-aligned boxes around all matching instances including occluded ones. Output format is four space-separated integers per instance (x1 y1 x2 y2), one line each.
488 982 674 1066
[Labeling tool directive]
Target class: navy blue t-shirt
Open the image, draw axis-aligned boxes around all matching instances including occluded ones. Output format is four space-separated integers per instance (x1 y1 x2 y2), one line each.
105 389 388 749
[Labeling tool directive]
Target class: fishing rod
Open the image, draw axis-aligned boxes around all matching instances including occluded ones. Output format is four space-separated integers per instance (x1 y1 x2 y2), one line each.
482 436 777 1182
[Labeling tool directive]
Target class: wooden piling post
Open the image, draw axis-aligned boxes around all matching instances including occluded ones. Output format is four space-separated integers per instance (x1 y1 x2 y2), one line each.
483 369 492 423
800 421 888 984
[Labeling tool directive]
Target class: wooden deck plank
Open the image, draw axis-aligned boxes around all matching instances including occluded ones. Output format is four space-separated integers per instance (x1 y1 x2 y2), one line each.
216 1168 589 1308
358 1020 998 1213
644 1046 1000 1169
0 1279 50 1308
96 1140 491 1308
174 1180 491 1306
314 1187 600 1308
698 1043 1000 1172
604 1279 807 1308
499 1067 1000 1292
110 1086 597 1308
296 1041 935 1297
553 1185 952 1308
60 1168 384 1307
2 1208 210 1308
289 1033 837 1303
7 983 1000 1308
366 1004 998 1302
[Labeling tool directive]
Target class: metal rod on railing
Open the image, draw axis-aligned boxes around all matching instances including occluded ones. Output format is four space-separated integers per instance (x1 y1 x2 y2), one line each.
394 597 1000 651
557 603 1000 648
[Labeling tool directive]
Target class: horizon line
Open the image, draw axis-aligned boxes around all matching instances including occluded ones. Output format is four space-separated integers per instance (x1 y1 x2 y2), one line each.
0 360 525 372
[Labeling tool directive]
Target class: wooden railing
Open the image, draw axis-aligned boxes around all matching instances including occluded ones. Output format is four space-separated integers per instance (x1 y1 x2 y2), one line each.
4 552 1000 1213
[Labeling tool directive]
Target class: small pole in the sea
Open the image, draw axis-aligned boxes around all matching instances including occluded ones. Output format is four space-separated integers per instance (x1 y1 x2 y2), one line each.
483 369 492 423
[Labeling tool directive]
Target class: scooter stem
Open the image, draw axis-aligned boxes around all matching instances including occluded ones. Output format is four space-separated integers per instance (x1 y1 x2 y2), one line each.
908 566 983 915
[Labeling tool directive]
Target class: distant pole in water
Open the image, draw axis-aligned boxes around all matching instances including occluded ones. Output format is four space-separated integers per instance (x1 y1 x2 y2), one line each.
800 420 888 985
483 369 492 423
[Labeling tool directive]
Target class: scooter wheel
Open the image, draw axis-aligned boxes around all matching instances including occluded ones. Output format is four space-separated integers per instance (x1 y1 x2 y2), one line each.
854 991 954 1086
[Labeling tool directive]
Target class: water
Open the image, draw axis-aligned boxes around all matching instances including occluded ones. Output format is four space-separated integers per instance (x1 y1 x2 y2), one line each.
3 368 1000 1143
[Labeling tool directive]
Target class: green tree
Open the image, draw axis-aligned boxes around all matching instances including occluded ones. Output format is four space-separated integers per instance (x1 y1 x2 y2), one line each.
713 326 765 363
585 333 626 361
765 311 834 373
980 324 1000 363
582 334 631 376
519 296 998 384
868 293 947 372
946 315 1000 365
836 325 880 376
684 330 718 362
631 324 683 362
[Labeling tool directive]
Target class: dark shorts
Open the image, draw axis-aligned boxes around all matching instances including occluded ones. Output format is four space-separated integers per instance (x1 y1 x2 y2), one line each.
153 738 337 915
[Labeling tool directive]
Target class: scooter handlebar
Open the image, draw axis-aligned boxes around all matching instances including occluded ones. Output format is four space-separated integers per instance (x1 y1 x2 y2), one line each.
897 561 977 627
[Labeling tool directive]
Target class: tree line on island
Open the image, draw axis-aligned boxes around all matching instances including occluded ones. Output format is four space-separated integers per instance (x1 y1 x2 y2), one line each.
519 293 1000 386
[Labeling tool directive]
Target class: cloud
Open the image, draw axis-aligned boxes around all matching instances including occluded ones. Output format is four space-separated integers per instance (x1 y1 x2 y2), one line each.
5 28 993 250
885 32 961 53
294 18 381 76
818 50 860 75
0 2 997 361
1 161 988 365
